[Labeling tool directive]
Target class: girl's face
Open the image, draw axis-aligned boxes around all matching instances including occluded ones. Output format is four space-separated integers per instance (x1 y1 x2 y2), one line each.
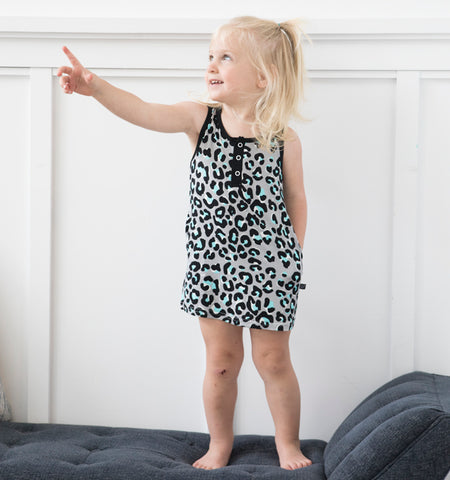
206 35 266 107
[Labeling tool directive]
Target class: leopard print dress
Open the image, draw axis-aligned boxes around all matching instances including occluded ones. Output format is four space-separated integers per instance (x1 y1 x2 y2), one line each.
180 107 305 331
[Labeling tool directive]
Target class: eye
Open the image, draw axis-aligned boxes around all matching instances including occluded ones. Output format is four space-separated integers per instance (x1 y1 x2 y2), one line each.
208 53 232 63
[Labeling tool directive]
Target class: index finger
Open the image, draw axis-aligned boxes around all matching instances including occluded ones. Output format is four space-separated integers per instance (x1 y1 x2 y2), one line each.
62 46 82 67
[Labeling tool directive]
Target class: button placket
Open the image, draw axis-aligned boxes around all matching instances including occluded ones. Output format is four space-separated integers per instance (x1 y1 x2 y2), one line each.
231 138 245 187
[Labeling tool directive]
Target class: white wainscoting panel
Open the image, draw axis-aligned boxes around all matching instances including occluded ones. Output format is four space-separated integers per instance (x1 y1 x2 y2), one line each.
415 78 450 374
0 72 30 422
238 75 397 438
0 18 449 441
50 74 206 430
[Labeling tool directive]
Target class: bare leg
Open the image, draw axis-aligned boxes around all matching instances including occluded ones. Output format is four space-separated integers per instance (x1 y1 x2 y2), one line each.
193 317 244 470
250 329 312 470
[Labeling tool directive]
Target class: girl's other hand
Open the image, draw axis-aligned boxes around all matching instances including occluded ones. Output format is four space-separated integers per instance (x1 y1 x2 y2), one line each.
57 46 96 96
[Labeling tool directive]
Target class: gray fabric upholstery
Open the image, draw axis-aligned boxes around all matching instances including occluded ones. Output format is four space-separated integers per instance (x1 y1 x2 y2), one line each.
0 371 448 479
324 371 450 480
0 425 326 479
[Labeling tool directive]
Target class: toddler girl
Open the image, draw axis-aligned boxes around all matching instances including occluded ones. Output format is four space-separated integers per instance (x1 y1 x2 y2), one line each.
58 15 311 471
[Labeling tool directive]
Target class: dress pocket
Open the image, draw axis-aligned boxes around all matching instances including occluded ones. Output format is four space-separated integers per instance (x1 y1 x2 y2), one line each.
185 214 193 234
289 224 303 254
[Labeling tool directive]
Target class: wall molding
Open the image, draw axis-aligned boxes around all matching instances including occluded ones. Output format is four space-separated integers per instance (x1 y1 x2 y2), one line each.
27 67 53 422
2 69 450 81
1 18 450 72
1 17 450 38
390 71 421 378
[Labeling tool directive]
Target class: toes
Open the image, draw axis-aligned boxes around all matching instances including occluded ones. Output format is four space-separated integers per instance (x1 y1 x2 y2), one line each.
194 463 215 470
192 458 220 470
281 457 313 470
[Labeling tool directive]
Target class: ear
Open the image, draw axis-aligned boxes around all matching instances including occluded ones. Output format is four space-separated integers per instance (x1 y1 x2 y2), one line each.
257 72 267 89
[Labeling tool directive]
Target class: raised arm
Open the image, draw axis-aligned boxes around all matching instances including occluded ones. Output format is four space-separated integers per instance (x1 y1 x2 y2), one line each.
57 46 199 135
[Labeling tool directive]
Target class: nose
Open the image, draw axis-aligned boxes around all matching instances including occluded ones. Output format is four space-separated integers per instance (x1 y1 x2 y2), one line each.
207 59 218 73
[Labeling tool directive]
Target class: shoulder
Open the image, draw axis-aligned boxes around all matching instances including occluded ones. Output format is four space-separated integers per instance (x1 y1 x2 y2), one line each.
281 128 305 197
173 101 210 151
176 101 209 141
282 127 302 164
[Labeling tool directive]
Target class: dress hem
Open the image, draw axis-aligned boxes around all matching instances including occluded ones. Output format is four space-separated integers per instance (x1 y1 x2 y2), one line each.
179 302 295 332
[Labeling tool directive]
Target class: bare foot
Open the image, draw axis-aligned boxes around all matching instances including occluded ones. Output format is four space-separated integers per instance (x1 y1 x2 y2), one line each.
276 439 312 470
192 442 233 470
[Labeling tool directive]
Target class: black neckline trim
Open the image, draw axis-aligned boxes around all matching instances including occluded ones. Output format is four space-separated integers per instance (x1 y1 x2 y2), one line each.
214 107 257 144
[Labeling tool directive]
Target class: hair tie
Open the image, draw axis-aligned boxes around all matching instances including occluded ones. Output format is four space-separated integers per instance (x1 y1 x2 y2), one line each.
278 24 293 50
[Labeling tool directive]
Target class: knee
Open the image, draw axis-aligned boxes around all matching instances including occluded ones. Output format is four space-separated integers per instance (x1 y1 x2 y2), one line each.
207 347 244 379
252 348 291 380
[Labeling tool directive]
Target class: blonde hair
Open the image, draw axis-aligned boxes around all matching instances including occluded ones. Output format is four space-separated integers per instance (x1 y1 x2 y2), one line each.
203 16 311 151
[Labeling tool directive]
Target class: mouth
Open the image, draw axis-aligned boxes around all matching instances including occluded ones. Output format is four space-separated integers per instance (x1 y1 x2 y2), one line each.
209 80 224 85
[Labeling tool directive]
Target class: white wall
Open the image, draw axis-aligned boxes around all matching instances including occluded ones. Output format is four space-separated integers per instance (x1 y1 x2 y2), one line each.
0 13 449 443
1 0 450 19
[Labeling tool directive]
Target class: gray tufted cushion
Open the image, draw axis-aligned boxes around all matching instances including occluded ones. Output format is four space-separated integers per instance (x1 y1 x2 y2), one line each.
0 424 327 479
323 371 450 480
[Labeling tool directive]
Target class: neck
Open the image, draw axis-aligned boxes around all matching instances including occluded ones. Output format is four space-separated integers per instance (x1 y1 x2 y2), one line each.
219 102 260 138
222 103 256 124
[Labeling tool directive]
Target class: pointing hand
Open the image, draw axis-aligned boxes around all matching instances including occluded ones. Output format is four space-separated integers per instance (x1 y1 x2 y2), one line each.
57 46 96 96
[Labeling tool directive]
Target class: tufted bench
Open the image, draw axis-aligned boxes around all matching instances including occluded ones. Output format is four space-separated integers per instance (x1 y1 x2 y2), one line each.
0 371 449 479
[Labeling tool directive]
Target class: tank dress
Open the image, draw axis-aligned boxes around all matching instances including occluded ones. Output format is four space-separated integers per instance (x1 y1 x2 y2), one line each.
180 106 305 331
